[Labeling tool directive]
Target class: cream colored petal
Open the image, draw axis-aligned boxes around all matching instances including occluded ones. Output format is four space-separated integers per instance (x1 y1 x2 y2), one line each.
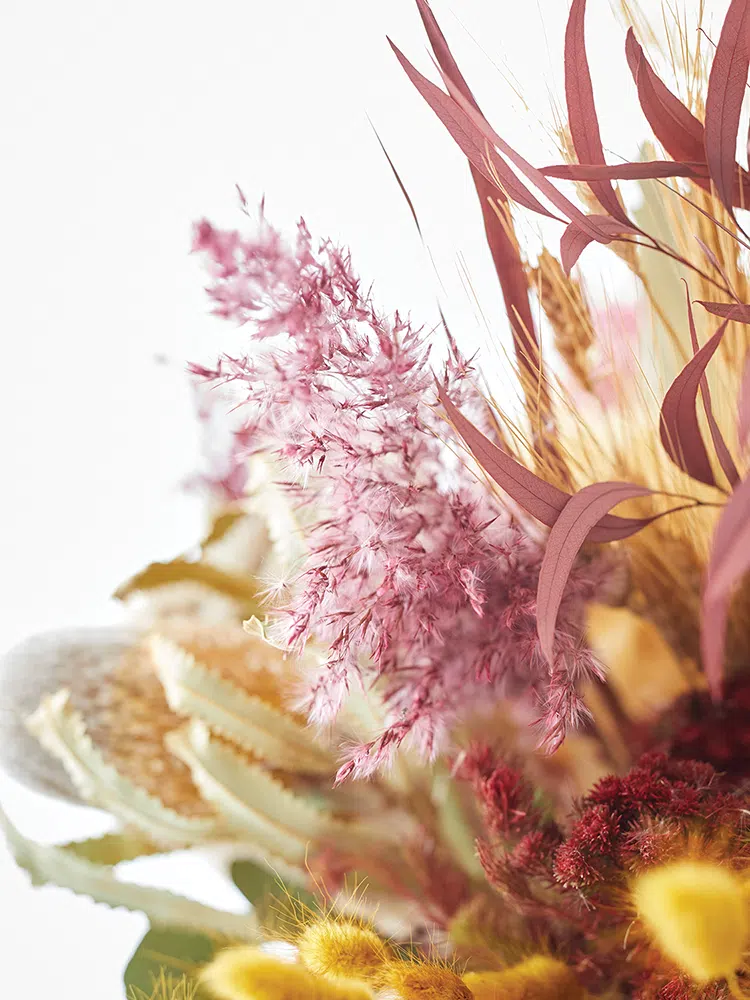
150 635 333 776
27 690 220 848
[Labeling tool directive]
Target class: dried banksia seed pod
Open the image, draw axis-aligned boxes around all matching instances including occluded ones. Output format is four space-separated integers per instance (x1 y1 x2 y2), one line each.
0 626 141 801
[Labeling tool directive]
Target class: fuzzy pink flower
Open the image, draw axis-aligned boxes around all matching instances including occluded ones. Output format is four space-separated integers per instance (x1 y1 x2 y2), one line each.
191 210 614 777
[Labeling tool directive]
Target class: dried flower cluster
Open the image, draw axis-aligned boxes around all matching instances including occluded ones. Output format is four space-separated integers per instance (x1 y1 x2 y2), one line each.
190 213 615 773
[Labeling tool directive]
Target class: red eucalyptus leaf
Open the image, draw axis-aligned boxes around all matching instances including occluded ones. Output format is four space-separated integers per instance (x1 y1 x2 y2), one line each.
415 0 543 414
537 482 655 664
698 300 750 322
702 470 750 697
564 0 631 226
682 288 739 487
414 0 478 109
659 318 731 487
704 0 750 215
437 383 568 526
540 161 708 181
561 215 630 274
437 385 654 542
738 354 750 451
434 59 632 244
389 41 560 219
625 29 706 166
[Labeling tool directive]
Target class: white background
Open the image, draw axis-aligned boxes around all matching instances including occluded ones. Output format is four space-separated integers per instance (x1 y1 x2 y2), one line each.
0 0 712 995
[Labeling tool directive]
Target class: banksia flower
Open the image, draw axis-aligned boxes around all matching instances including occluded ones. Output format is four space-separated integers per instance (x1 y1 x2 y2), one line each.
463 956 586 1000
633 860 750 988
201 948 372 1000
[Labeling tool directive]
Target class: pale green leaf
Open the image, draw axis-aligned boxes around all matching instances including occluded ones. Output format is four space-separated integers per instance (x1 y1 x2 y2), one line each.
27 690 221 847
150 635 333 776
0 804 259 941
62 830 164 866
168 722 381 878
166 722 316 871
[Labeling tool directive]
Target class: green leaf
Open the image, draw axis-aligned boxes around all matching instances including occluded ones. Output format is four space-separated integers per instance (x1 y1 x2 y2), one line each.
125 926 216 999
230 858 280 905
231 859 317 912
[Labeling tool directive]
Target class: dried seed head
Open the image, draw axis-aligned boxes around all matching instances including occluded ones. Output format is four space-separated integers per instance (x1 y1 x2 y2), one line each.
464 956 585 1000
201 948 372 1000
377 961 472 1000
633 859 750 984
297 919 392 983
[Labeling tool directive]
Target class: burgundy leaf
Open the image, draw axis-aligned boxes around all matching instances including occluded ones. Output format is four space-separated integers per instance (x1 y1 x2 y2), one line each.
659 318 732 487
437 385 656 542
415 0 546 433
540 161 708 181
565 0 631 226
414 0 479 110
698 300 750 322
560 215 630 274
625 29 706 166
704 0 750 214
474 172 543 380
537 482 655 664
702 470 750 697
738 354 750 451
682 288 739 487
421 48 633 244
390 41 560 219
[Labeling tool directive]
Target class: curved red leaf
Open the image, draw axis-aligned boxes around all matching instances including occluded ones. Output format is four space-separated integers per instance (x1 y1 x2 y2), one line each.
561 215 630 274
540 161 708 181
389 41 559 219
415 0 545 425
537 482 655 664
414 0 479 110
565 0 631 227
437 386 655 542
705 0 750 214
698 300 750 322
738 355 750 451
702 470 750 697
659 319 731 487
625 29 706 165
434 58 634 244
682 288 739 487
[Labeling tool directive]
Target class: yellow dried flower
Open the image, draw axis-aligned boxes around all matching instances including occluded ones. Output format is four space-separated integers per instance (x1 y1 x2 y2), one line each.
297 918 392 983
463 956 585 1000
376 960 472 1000
633 860 750 985
201 948 373 1000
